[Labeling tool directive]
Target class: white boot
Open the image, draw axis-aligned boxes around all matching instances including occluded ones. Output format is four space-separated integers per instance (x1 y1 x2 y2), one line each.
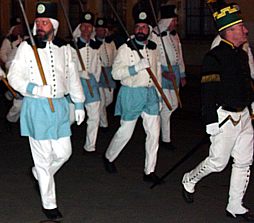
182 159 212 193
226 166 250 215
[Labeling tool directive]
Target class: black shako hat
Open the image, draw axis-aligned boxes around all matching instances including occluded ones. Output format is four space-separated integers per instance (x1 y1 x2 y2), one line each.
133 11 151 24
35 1 57 20
80 12 95 25
95 17 107 27
132 1 151 24
160 5 178 19
132 0 158 26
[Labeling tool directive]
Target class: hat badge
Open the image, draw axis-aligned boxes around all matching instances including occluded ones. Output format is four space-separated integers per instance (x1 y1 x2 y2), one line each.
37 4 46 14
85 14 92 20
98 19 104 26
139 12 147 20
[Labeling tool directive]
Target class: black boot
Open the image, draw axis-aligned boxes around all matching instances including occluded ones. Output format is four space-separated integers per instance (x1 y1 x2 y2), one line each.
182 185 194 203
103 156 117 173
160 141 177 150
143 172 162 184
226 210 254 222
42 208 63 220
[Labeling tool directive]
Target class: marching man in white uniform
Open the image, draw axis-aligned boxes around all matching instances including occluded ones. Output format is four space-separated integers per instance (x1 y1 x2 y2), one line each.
8 2 85 220
103 6 162 184
0 17 24 66
152 5 186 150
72 12 102 153
94 17 117 130
0 17 26 122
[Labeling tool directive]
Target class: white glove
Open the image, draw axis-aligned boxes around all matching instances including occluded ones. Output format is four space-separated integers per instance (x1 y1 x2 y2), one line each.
0 70 6 78
134 58 150 72
206 122 222 136
32 85 52 97
75 109 85 125
80 70 89 79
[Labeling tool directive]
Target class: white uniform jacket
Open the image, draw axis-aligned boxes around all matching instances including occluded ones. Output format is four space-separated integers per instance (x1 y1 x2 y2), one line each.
8 38 84 103
98 37 117 68
96 36 117 89
112 39 161 88
7 38 85 140
152 31 185 74
74 37 102 82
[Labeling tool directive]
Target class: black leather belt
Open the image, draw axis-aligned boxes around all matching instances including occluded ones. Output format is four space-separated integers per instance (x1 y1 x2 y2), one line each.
222 106 245 112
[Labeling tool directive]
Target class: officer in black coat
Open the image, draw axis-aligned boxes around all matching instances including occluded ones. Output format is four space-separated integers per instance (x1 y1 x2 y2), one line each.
182 2 254 222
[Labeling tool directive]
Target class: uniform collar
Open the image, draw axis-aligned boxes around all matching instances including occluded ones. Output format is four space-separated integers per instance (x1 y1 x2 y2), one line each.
221 38 235 49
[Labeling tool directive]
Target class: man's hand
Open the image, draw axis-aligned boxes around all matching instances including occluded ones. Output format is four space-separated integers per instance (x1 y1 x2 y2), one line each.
206 122 222 136
134 58 150 72
0 70 6 78
75 109 85 125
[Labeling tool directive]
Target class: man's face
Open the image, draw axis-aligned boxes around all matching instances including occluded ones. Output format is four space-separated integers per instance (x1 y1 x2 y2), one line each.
80 23 93 36
227 23 248 47
35 18 54 40
168 17 178 31
95 27 107 39
12 24 24 37
134 22 149 41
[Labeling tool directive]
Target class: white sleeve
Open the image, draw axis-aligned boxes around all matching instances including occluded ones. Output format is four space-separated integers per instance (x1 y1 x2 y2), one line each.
112 44 133 80
66 44 85 104
5 48 18 70
0 38 12 64
7 42 31 94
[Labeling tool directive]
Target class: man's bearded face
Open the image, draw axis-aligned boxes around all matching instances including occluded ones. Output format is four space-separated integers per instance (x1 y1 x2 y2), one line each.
35 18 54 41
134 23 149 41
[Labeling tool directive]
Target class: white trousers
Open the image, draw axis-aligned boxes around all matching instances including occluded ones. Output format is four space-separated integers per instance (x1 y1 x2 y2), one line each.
84 101 100 152
6 98 22 123
182 107 253 215
105 112 160 174
160 89 178 142
99 87 114 128
29 136 72 209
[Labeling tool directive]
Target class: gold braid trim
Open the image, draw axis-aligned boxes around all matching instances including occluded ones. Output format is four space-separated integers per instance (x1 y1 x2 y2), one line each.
201 74 220 83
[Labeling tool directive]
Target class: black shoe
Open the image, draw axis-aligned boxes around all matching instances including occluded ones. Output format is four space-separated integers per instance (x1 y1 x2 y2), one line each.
143 173 162 184
226 210 254 222
100 127 109 133
182 185 194 203
82 150 97 156
103 156 117 173
42 208 63 221
160 141 176 150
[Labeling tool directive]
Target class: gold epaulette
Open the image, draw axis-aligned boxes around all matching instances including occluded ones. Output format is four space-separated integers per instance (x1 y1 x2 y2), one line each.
201 74 220 83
